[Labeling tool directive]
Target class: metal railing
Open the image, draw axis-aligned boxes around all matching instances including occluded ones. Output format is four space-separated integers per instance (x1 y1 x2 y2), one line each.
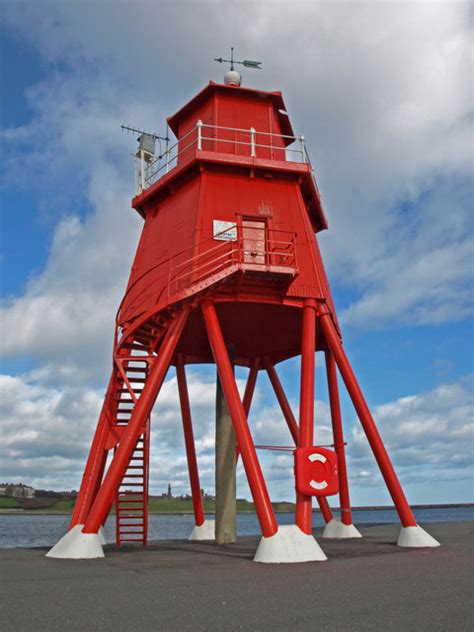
117 226 297 324
135 122 310 193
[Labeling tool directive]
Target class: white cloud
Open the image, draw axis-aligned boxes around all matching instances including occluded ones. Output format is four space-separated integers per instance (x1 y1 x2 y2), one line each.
0 83 149 377
0 2 472 504
0 368 247 495
0 373 102 489
4 365 471 502
341 216 474 329
348 376 474 487
0 1 471 353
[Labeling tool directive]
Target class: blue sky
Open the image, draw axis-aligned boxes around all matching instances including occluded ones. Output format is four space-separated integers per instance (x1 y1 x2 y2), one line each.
1 1 472 508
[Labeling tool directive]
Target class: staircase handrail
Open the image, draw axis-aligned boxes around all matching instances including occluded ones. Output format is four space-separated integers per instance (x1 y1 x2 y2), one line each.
116 226 297 330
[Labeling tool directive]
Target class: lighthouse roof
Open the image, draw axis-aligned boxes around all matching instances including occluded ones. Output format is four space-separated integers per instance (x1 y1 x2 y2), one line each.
167 81 295 141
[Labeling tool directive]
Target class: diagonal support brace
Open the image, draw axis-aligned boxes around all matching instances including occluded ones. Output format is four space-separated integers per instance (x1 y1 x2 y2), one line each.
264 357 333 524
202 300 278 538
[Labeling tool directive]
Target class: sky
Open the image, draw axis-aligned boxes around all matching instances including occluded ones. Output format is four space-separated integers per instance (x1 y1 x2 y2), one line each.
0 1 472 509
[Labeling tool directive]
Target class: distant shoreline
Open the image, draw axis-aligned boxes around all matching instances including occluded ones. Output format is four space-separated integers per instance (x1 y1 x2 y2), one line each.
0 502 472 516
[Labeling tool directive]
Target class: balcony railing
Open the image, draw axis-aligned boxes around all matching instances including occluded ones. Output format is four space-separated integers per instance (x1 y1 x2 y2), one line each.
134 122 310 194
117 226 297 326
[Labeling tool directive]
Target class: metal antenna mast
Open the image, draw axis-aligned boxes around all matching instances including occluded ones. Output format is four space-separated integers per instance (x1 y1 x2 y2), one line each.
120 124 169 143
121 125 171 193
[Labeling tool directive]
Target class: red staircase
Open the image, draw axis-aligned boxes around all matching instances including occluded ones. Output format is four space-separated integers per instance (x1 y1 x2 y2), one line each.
115 428 149 545
112 348 151 546
109 310 177 547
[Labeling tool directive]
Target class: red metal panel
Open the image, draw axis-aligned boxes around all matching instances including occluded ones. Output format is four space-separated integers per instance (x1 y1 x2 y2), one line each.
269 107 287 161
214 91 288 161
196 169 335 308
216 92 274 159
167 82 294 140
120 178 200 324
176 98 214 164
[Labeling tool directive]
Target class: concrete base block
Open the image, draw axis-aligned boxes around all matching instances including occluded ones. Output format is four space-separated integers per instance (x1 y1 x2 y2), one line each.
189 520 215 541
46 524 105 559
254 525 327 563
322 518 362 539
398 524 440 548
98 527 107 546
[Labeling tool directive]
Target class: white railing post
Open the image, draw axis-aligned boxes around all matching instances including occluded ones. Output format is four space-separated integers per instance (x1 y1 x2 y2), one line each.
197 120 203 150
134 158 139 195
299 135 306 163
140 149 146 192
165 137 170 173
250 127 256 157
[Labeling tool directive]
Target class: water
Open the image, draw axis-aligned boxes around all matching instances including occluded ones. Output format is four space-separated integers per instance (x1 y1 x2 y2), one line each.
0 506 472 549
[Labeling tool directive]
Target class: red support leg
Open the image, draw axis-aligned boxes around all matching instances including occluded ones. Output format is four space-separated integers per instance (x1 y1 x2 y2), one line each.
317 497 333 523
296 300 317 534
319 309 417 527
325 350 353 526
70 375 115 528
83 308 190 534
264 359 298 442
264 358 333 524
235 361 259 462
202 301 278 538
243 361 259 416
176 355 205 527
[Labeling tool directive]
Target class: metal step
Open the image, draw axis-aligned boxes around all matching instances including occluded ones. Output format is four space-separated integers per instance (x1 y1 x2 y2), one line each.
115 424 149 547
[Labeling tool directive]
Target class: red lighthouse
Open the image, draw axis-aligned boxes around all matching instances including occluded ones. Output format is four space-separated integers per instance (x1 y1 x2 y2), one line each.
48 66 439 561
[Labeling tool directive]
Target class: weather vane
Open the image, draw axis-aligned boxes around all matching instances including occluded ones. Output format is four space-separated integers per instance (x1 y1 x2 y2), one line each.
214 47 262 71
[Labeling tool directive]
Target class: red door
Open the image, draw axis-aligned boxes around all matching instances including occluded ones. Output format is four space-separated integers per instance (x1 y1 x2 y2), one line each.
241 220 266 265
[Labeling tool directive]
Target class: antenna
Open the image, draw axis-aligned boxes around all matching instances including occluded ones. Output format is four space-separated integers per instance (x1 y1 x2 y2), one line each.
214 47 262 72
121 124 169 143
121 124 171 194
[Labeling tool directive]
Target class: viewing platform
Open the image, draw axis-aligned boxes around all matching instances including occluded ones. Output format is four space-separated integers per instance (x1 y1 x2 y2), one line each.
117 224 298 326
130 109 327 233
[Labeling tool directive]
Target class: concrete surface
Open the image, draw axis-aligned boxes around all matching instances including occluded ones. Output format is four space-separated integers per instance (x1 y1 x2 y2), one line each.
1 522 472 631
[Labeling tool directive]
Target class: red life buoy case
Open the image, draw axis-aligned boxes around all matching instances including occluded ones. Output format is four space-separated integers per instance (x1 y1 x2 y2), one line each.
294 447 339 496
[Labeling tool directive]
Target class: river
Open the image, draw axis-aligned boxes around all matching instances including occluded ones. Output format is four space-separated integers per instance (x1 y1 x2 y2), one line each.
1 505 472 548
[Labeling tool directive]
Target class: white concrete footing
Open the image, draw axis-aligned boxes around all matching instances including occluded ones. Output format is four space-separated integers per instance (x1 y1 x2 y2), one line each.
254 525 327 563
98 527 107 546
397 524 440 548
322 518 362 539
189 520 216 541
46 524 105 559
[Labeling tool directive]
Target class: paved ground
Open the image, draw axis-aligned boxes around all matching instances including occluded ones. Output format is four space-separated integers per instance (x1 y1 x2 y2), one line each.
1 522 472 631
